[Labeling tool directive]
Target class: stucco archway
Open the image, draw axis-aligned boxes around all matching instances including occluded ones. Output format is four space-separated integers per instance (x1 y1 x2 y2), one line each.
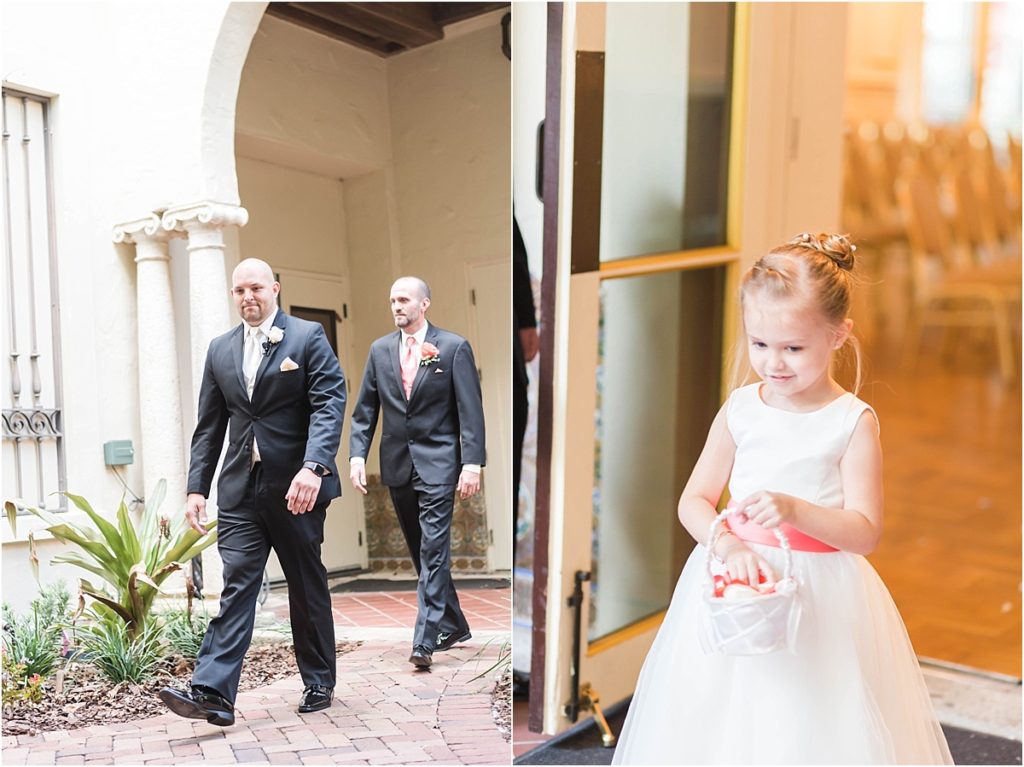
199 2 269 206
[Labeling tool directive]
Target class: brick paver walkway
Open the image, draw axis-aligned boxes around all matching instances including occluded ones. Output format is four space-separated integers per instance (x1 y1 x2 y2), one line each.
2 585 512 766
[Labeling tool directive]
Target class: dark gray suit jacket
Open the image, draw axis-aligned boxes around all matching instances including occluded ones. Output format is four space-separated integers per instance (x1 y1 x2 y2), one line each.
349 324 485 487
187 310 346 510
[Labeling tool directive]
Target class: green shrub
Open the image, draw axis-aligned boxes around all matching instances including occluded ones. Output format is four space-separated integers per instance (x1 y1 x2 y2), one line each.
162 604 209 660
4 480 218 639
73 606 165 685
33 581 72 629
1 582 71 680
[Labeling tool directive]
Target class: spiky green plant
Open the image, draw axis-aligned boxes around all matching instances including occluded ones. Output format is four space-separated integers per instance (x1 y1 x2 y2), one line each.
73 606 165 684
4 480 218 640
161 605 210 660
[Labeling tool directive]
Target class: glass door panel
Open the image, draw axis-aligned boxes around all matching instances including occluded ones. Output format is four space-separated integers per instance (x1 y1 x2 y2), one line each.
589 266 726 641
600 2 735 262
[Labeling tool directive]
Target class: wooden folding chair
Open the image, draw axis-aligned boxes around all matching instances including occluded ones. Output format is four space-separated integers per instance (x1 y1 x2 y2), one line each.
896 162 1021 383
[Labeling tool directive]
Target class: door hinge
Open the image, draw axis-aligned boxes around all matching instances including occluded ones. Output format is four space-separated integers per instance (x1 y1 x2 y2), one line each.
343 303 348 319
489 528 494 545
470 288 476 305
358 531 363 546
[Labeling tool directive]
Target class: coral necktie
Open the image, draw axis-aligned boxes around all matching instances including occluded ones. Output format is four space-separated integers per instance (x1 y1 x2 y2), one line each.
402 336 417 399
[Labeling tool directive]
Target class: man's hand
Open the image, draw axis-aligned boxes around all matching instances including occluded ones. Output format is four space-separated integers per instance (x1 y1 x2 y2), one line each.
350 463 368 495
286 468 322 515
185 493 209 535
520 327 539 362
456 469 480 500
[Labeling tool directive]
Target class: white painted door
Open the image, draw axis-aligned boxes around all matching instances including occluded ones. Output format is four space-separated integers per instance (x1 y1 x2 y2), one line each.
266 269 367 576
467 258 512 571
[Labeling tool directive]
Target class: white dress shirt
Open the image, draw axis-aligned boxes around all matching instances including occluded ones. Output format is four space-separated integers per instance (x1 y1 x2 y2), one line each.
245 307 279 463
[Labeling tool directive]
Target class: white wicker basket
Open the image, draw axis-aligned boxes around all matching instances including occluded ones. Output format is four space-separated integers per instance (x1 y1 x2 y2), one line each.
700 510 802 656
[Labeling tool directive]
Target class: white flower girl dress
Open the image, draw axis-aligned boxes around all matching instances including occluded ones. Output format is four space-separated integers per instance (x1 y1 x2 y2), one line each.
612 384 953 765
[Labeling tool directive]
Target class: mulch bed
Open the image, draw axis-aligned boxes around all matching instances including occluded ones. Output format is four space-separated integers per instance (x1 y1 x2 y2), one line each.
2 640 358 737
491 665 511 742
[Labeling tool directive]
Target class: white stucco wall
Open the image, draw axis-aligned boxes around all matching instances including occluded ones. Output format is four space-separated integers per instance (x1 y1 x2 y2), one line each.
343 168 405 476
3 2 261 212
387 16 512 336
236 157 348 276
1 2 260 611
235 15 391 179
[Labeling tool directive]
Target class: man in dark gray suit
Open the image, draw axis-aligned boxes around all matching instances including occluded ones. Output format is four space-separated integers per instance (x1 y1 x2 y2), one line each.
349 276 485 669
160 258 345 725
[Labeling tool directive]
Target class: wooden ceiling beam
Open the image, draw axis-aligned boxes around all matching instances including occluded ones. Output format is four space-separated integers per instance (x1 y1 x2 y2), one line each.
265 4 399 55
265 2 510 57
430 2 508 27
290 2 443 49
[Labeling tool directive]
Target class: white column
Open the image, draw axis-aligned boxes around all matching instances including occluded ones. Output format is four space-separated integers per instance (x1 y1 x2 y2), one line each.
161 201 248 399
112 215 187 509
161 200 248 599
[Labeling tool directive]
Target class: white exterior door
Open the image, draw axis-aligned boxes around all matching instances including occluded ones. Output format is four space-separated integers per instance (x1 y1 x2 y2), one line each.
467 258 513 571
266 269 368 576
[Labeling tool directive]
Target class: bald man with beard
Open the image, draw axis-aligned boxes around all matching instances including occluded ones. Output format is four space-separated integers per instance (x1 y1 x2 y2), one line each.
349 277 485 669
160 258 345 725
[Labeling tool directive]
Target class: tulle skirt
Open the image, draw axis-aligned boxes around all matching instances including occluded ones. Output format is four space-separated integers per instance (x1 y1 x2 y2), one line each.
611 543 953 765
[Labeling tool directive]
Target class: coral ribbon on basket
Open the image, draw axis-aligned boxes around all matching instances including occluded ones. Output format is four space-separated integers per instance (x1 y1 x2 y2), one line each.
726 504 838 553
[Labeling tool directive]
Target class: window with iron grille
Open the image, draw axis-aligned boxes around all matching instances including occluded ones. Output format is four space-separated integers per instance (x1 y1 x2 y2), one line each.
1 87 66 513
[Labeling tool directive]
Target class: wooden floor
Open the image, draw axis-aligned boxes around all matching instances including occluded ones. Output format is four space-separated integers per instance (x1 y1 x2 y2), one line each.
857 253 1022 678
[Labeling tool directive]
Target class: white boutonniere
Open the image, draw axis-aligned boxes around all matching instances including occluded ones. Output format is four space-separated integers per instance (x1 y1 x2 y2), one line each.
263 326 284 356
420 341 441 367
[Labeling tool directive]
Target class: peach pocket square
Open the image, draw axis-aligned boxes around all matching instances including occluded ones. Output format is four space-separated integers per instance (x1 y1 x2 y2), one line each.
279 357 300 372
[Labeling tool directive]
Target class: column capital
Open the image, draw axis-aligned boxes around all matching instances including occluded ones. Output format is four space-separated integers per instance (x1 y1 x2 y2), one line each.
161 200 249 233
112 214 165 244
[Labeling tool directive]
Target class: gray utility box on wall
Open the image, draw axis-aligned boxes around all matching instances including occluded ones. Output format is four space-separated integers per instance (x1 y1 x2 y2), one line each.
103 440 134 466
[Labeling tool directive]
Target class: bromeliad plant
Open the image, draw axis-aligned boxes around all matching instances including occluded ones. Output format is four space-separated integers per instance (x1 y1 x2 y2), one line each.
4 480 218 640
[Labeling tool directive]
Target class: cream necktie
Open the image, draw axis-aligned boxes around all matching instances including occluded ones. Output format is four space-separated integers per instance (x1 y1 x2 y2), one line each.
244 327 264 465
244 327 263 399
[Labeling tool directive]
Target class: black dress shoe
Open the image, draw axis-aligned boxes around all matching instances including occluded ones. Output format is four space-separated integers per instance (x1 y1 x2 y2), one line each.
409 646 433 669
298 684 333 713
159 685 234 726
435 629 472 652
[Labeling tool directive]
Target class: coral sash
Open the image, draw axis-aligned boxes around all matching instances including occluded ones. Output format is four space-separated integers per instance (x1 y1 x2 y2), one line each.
726 507 838 553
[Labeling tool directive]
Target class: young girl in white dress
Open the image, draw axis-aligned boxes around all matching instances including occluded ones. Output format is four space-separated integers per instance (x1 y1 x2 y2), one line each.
612 233 953 765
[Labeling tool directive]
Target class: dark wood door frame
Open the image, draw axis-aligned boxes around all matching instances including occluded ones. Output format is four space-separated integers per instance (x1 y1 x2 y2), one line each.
529 0 564 735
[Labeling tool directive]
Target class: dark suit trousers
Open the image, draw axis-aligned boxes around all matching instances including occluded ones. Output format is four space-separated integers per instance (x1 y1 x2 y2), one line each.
513 368 528 559
192 464 336 702
389 470 469 651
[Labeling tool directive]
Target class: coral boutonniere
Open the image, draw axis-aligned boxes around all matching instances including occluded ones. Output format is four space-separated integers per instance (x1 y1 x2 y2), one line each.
420 341 440 367
262 326 284 356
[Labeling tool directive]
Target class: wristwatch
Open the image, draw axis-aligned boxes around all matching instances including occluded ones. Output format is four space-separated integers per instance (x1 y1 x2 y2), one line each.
302 461 329 477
